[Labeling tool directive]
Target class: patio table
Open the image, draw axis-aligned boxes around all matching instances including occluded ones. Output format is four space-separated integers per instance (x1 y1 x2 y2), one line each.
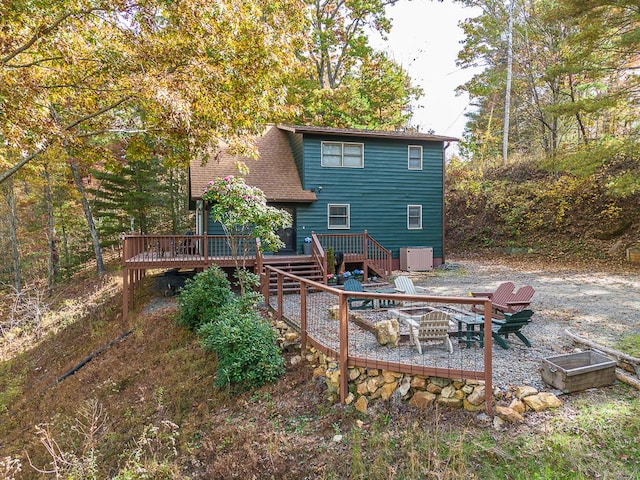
374 288 399 308
451 313 484 348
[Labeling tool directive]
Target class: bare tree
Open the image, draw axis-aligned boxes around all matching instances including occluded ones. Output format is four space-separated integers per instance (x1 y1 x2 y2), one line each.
70 160 106 276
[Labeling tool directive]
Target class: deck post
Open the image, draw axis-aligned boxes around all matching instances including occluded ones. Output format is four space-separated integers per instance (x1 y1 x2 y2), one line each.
363 230 369 281
338 291 349 403
261 266 269 301
122 267 129 322
300 281 307 351
483 299 493 414
277 273 283 322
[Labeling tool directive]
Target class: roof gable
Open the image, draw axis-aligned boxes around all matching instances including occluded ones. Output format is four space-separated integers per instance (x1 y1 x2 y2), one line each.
189 125 317 203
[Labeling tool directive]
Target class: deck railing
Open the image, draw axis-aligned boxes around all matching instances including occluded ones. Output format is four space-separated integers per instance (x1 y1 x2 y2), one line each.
122 232 392 319
123 232 391 278
122 234 257 267
263 265 494 413
310 233 327 280
366 234 393 278
314 230 392 278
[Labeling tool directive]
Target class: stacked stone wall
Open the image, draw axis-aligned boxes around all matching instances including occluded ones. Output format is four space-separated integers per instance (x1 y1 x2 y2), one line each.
273 314 562 423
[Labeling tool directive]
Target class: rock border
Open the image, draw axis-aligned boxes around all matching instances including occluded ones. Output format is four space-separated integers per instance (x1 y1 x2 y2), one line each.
274 319 562 425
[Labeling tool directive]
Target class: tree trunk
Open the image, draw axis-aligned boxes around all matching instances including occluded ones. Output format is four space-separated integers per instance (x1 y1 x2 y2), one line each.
169 168 178 234
568 73 589 145
43 164 58 295
2 178 22 292
70 160 105 275
60 217 70 278
502 0 514 166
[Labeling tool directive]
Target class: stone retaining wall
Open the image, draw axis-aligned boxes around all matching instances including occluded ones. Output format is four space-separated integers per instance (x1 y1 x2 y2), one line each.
306 346 487 414
274 317 563 424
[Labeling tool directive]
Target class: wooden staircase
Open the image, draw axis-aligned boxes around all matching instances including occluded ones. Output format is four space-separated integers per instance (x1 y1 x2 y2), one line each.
262 255 323 293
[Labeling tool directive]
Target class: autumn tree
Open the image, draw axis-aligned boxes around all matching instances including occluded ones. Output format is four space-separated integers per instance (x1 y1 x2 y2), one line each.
287 0 421 129
456 0 639 163
0 0 305 280
202 176 292 294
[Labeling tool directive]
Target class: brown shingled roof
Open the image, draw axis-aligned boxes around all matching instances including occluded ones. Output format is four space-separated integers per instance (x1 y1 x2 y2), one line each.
189 125 317 203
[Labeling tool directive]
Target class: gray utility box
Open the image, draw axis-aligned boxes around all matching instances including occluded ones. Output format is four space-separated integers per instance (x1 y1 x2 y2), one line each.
540 350 616 393
400 247 433 271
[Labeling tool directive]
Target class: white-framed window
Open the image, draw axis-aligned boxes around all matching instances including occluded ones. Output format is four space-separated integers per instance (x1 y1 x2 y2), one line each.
328 204 350 229
408 145 423 170
407 205 422 229
321 141 364 168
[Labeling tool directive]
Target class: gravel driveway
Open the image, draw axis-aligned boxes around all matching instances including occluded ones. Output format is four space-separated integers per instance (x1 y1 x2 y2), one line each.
403 257 640 390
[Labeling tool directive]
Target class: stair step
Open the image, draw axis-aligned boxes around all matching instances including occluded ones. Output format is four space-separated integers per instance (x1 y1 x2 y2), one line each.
262 256 324 292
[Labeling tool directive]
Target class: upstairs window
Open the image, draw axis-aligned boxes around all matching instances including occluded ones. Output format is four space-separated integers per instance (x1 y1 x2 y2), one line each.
322 142 364 168
407 205 422 229
328 204 350 229
408 145 423 170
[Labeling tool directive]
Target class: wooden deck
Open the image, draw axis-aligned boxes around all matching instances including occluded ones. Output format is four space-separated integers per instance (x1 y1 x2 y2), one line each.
123 234 257 269
125 251 253 269
121 232 393 321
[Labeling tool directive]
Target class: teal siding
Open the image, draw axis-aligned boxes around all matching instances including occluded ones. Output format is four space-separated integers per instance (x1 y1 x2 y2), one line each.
286 132 305 183
206 218 225 235
295 134 444 259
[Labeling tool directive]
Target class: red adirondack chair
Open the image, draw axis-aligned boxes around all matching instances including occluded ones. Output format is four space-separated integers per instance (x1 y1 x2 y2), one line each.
471 282 535 318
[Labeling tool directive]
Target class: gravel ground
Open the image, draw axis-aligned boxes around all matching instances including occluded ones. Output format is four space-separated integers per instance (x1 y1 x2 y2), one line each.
401 258 640 390
277 258 640 392
416 258 640 349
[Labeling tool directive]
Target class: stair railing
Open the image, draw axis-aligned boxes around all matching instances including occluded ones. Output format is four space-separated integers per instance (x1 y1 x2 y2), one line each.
310 232 326 283
365 232 392 278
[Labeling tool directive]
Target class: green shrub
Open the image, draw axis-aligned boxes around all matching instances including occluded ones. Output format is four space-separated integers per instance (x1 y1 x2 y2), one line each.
198 308 285 393
176 266 233 331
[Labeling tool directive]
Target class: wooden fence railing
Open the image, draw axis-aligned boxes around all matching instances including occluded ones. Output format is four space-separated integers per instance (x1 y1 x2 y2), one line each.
263 265 494 413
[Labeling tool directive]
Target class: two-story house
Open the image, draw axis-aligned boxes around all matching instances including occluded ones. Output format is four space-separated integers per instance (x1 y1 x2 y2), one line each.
189 124 456 271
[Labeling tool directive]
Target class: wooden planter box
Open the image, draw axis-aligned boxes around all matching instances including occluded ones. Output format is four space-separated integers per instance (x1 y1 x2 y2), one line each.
541 350 616 393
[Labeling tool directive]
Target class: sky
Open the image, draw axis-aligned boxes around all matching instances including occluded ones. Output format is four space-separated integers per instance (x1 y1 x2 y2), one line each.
369 0 484 140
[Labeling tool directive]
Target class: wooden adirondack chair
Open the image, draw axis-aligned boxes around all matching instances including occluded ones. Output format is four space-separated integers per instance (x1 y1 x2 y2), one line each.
408 310 454 354
471 282 535 318
494 285 535 314
393 276 429 307
343 278 375 310
491 309 534 349
394 276 428 295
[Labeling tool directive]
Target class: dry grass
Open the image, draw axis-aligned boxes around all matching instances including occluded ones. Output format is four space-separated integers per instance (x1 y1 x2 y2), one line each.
1 260 638 479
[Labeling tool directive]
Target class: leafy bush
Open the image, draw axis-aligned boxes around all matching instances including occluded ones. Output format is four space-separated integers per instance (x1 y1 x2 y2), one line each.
178 266 283 393
198 308 285 393
176 266 233 331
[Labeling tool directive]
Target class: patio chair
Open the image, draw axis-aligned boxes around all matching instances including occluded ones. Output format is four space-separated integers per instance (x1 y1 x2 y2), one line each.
179 231 197 255
499 285 535 313
471 282 535 318
393 276 429 307
491 309 534 349
343 278 375 310
394 276 428 295
408 310 454 354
